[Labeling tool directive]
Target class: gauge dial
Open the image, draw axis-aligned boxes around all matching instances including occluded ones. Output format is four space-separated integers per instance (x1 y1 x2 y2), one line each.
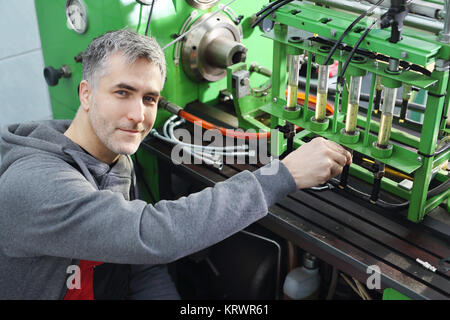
65 0 88 34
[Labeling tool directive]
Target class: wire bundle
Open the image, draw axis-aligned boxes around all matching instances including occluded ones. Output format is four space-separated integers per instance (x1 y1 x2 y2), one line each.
149 115 254 170
251 0 294 28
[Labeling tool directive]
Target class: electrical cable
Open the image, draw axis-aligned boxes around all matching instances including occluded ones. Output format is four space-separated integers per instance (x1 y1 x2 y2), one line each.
434 136 450 156
167 122 252 156
329 175 449 211
250 0 294 29
158 115 247 152
178 110 271 140
144 0 155 36
338 18 379 88
323 0 384 66
149 116 258 169
255 0 285 18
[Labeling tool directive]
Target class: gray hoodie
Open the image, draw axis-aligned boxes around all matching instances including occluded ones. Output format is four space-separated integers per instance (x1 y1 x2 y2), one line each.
0 120 297 299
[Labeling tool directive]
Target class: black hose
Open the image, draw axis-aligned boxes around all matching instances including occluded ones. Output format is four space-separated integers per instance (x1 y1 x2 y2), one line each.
255 0 285 17
338 19 379 88
251 0 293 28
434 142 450 157
329 175 449 211
323 0 385 66
144 0 155 36
427 179 449 199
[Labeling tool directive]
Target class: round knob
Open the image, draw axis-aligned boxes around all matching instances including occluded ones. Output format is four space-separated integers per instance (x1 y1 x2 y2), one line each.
43 65 71 86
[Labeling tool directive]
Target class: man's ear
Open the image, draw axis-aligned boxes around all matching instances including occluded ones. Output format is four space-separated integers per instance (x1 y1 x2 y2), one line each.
79 80 92 112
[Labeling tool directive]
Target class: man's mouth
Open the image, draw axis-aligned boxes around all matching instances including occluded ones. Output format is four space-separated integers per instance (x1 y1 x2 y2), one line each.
118 128 142 134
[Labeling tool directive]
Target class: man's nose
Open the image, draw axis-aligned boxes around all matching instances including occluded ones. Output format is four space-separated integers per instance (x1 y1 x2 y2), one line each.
127 98 145 123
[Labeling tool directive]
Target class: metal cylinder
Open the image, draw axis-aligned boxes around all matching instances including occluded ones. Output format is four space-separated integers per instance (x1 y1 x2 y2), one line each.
286 55 301 110
205 36 247 68
374 75 383 114
311 0 444 33
440 0 450 42
181 12 245 82
345 75 363 134
315 64 329 121
388 58 400 72
377 87 398 147
402 84 412 101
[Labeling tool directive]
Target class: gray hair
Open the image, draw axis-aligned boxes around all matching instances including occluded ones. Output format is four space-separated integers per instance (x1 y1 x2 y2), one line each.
82 29 166 89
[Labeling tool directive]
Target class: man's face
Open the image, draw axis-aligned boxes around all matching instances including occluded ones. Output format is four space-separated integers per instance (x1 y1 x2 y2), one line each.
87 53 163 157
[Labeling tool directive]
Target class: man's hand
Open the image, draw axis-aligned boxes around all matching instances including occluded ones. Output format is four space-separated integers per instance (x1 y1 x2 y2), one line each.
281 137 352 189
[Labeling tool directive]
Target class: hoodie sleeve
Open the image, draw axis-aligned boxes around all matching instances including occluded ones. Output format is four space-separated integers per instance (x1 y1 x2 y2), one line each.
0 154 296 265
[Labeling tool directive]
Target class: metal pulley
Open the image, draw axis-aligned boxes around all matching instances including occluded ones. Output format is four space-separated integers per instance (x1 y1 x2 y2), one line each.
181 12 247 82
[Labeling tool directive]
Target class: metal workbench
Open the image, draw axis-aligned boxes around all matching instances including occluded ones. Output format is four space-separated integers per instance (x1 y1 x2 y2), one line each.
142 128 450 300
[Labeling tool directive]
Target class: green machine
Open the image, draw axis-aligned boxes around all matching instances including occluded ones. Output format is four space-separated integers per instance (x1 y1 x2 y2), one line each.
223 0 450 223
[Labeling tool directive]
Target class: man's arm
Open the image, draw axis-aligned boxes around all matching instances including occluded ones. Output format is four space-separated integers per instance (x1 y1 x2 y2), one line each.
0 155 293 265
0 137 350 265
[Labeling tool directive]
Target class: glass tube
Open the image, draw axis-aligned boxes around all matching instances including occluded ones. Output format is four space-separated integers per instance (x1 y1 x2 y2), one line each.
377 87 397 147
315 64 329 121
345 75 363 134
286 55 301 110
374 75 383 113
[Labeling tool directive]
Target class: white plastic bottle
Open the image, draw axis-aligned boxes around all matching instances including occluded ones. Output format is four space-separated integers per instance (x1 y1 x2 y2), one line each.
283 252 321 300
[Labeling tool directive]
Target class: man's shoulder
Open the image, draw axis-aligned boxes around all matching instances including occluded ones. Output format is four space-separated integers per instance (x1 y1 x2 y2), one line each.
6 152 76 173
1 153 82 190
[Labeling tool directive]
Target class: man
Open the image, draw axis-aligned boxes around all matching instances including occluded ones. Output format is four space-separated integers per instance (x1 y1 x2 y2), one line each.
0 29 351 299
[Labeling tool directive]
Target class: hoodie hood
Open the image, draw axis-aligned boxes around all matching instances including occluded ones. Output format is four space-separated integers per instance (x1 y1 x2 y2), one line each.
0 120 135 197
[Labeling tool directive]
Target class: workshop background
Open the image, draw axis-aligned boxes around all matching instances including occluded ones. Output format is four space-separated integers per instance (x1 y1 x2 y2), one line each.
0 0 53 165
0 0 448 300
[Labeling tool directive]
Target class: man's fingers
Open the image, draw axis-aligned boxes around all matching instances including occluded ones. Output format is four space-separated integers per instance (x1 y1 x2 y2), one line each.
329 161 344 179
324 140 353 165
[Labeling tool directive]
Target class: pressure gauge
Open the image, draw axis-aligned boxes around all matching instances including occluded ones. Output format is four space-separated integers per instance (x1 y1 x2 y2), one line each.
65 0 88 34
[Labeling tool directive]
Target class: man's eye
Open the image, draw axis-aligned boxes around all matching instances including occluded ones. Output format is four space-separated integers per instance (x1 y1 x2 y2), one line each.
116 90 128 96
144 96 156 104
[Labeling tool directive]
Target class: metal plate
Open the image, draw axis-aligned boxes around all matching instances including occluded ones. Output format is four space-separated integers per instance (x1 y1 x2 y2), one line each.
186 0 220 10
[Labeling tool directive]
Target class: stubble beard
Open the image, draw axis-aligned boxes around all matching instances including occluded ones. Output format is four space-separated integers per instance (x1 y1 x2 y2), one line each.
88 99 141 156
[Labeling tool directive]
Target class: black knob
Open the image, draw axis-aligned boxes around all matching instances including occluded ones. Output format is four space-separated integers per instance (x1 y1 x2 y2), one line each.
44 65 71 86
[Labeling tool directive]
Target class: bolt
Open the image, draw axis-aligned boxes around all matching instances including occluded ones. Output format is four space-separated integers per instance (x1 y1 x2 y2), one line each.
273 97 278 103
240 78 249 86
330 29 337 37
417 156 422 162
401 51 408 58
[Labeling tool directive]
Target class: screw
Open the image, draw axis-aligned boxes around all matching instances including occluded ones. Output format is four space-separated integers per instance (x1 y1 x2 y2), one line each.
401 51 408 58
273 97 278 103
330 29 337 37
417 156 422 162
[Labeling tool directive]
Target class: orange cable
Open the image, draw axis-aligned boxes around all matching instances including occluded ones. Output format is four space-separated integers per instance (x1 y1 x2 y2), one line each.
178 91 334 140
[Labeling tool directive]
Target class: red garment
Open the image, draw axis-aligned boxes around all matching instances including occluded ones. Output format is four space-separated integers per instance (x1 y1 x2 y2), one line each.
64 260 104 300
